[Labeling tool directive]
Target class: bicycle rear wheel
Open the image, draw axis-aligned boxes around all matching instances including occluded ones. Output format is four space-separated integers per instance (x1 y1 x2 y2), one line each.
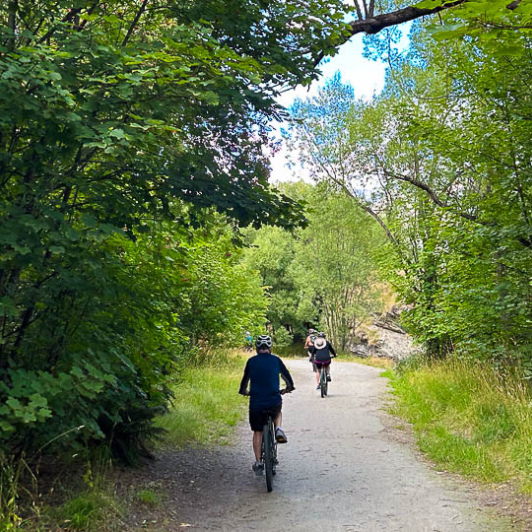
263 423 274 492
320 367 327 397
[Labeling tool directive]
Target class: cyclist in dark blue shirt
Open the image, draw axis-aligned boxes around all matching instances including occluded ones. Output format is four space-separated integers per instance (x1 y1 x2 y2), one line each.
239 334 295 475
309 331 337 390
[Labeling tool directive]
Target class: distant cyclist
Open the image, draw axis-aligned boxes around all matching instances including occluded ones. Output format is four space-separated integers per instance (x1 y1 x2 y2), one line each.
245 331 253 351
310 332 336 390
239 334 295 476
304 328 317 358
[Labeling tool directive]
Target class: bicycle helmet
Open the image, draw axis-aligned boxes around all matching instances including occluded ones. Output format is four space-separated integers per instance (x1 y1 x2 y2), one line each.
317 331 326 338
255 334 273 349
308 328 317 334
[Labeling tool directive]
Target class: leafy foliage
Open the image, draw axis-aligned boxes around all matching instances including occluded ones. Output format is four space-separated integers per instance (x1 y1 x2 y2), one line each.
243 183 384 349
286 25 532 363
0 0 355 465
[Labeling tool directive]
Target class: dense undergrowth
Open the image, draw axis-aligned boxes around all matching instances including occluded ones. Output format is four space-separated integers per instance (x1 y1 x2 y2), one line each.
0 353 247 531
387 356 532 492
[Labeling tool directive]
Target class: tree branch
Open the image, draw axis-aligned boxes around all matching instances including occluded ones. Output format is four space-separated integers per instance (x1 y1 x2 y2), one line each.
37 8 82 44
354 0 364 21
379 168 532 250
368 0 375 18
348 1 466 36
122 0 149 47
6 0 18 50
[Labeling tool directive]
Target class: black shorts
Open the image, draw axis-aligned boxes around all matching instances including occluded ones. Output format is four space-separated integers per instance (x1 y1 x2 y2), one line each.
249 404 282 432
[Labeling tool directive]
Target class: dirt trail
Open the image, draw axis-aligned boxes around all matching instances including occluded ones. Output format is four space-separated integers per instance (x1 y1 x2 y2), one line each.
131 360 515 531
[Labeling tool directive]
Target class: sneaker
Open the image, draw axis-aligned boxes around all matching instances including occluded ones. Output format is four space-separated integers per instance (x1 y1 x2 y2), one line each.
316 385 320 390
252 462 264 476
275 427 288 444
327 375 331 382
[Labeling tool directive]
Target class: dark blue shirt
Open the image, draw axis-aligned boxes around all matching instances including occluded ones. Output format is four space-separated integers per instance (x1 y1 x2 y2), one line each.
311 341 336 362
239 352 294 412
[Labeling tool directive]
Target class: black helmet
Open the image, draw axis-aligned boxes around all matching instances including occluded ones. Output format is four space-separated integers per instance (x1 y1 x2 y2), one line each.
255 334 273 349
317 331 326 338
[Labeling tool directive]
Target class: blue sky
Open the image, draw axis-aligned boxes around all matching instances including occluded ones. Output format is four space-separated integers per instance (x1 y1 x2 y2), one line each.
270 28 410 183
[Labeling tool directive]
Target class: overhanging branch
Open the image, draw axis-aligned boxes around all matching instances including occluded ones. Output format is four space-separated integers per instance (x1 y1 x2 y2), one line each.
348 1 466 36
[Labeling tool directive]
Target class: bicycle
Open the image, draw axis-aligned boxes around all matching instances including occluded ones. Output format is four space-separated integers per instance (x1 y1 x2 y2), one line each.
261 388 293 492
316 356 336 398
239 388 289 492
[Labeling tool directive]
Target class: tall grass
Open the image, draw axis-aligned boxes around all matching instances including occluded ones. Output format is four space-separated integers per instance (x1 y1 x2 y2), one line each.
0 455 23 531
155 352 247 447
388 357 532 490
336 352 394 369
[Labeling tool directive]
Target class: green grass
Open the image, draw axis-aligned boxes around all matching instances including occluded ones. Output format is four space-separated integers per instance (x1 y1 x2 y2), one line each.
388 357 532 490
43 488 123 531
275 343 306 358
137 488 160 507
156 353 247 447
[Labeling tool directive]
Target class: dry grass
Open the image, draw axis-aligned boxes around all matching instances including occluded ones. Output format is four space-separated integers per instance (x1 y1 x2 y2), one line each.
337 353 395 369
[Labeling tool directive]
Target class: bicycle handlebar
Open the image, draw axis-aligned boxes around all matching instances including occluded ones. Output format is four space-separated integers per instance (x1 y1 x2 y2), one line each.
240 387 294 397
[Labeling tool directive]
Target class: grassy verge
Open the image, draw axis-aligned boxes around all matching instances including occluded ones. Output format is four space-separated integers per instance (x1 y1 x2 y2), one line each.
155 352 247 447
42 486 125 531
336 352 394 369
388 357 532 491
2 467 129 532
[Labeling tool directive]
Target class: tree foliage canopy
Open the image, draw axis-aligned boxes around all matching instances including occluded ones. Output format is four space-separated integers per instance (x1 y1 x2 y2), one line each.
0 0 354 461
287 24 532 362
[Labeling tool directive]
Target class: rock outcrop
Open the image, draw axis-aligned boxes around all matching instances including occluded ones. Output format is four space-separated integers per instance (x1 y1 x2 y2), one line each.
348 306 419 361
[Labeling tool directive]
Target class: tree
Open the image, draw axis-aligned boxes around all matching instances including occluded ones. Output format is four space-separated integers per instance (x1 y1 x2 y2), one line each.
294 190 383 350
0 0 353 459
243 183 384 349
286 27 532 362
339 1 532 41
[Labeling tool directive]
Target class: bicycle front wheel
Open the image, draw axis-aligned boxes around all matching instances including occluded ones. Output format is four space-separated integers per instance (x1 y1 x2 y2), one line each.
263 424 274 492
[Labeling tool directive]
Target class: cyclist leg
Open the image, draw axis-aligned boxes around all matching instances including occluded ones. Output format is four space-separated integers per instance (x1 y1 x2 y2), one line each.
253 431 263 462
274 410 282 430
314 361 322 387
250 410 267 462
272 404 287 443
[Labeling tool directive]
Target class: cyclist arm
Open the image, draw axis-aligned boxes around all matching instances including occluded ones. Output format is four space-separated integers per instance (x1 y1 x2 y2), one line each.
279 359 295 391
239 360 251 395
329 343 337 357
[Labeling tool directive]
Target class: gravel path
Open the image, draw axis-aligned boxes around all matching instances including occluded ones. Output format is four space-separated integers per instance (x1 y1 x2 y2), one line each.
132 359 515 531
